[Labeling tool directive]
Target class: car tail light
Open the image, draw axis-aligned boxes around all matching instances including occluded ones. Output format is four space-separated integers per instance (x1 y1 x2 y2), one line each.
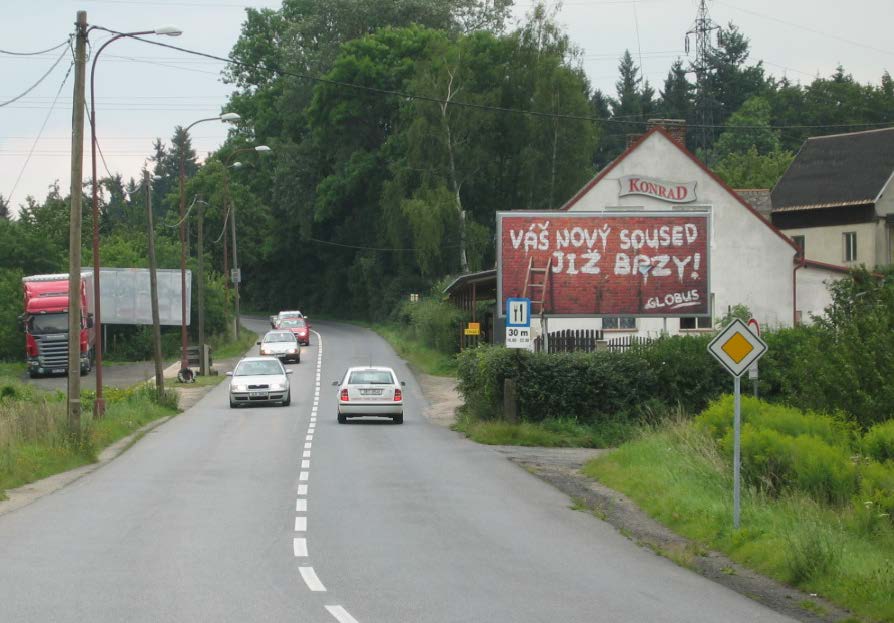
394 388 402 402
340 388 349 402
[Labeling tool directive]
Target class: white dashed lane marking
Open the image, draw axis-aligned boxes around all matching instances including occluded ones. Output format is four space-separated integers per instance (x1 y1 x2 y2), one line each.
296 498 307 512
299 566 326 592
295 516 307 532
326 605 360 623
297 484 308 496
293 538 308 557
300 471 309 482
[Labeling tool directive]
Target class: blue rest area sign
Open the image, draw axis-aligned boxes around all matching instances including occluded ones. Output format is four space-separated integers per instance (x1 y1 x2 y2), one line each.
506 298 531 327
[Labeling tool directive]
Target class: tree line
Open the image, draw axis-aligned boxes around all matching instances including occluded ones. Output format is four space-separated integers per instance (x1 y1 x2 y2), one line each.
1 0 892 354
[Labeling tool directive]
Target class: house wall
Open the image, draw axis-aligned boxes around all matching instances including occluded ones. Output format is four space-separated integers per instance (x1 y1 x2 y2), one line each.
781 222 876 267
875 178 894 265
795 265 838 322
549 132 800 335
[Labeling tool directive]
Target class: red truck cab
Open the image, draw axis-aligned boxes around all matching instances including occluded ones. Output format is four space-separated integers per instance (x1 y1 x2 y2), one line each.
21 274 94 377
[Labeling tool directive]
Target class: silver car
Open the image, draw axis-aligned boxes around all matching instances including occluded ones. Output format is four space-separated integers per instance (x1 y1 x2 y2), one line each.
258 330 301 363
228 356 293 408
334 366 405 424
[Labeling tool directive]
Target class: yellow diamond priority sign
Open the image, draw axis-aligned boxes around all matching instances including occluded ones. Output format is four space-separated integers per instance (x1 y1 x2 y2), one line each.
708 319 767 377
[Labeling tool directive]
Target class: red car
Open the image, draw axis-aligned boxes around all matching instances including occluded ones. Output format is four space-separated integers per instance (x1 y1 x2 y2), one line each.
276 317 310 345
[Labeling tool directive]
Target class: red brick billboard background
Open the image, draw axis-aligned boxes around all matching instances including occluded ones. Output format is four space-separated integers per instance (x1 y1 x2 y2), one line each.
498 212 710 316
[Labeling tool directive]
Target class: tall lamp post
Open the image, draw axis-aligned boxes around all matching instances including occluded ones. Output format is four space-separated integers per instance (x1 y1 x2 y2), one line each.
89 24 182 417
222 145 272 339
176 112 241 381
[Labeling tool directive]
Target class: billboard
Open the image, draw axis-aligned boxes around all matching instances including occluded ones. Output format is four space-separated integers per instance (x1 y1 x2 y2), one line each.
98 268 191 326
497 211 710 317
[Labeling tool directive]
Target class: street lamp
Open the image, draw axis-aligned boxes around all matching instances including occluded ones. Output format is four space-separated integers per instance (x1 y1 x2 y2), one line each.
221 145 272 339
88 25 181 417
177 113 241 381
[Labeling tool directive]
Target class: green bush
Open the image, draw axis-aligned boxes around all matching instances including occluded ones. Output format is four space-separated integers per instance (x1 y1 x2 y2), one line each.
859 460 894 519
634 334 730 413
863 420 894 464
456 346 658 425
393 297 464 354
696 395 852 449
697 396 858 504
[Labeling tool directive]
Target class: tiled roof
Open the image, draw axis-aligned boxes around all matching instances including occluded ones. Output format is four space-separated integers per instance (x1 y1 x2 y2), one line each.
771 127 894 210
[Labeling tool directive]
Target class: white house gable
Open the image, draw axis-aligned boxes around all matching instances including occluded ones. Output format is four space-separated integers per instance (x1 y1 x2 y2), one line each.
563 130 799 330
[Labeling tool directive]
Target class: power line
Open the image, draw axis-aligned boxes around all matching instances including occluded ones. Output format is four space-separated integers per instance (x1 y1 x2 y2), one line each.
0 45 71 108
716 1 894 58
6 61 75 203
308 237 461 252
101 27 894 132
0 39 71 56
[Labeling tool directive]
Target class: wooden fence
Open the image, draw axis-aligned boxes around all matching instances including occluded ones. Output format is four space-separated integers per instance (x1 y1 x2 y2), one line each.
533 330 654 354
606 335 654 352
534 329 604 353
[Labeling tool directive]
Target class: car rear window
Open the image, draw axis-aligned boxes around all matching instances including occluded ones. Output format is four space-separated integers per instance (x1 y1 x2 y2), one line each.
348 370 394 385
279 319 306 328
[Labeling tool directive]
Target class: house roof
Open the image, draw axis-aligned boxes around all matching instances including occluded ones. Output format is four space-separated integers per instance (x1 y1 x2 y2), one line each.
560 127 799 253
443 269 497 296
771 127 894 211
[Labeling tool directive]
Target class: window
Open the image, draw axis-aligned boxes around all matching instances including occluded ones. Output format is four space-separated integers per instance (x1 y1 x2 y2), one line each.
792 235 805 258
602 317 636 330
843 232 857 262
680 293 713 330
679 316 712 330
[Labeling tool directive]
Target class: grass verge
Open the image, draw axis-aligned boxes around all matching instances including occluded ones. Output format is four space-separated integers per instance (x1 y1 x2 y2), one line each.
0 381 177 500
453 412 637 448
583 420 894 622
369 323 457 377
210 325 258 360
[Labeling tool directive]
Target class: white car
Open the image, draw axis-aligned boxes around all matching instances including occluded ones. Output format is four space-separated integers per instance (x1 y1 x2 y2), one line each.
334 366 405 424
258 330 301 363
228 356 293 408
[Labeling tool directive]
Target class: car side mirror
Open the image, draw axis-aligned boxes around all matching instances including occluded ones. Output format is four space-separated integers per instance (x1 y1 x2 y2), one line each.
256 341 261 345
286 370 294 375
331 380 339 386
86 313 95 329
401 381 406 386
225 371 233 376
16 315 24 331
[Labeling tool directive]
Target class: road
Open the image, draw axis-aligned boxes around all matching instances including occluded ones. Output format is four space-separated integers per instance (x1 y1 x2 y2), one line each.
0 317 795 623
21 358 172 392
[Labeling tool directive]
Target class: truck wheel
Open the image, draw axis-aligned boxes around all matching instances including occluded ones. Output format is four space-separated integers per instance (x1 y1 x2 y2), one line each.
28 370 39 379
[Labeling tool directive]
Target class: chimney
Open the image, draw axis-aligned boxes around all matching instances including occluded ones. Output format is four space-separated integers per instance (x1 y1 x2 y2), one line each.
647 119 687 146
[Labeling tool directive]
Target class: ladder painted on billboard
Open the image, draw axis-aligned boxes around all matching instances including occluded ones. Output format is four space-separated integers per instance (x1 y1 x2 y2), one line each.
522 257 552 315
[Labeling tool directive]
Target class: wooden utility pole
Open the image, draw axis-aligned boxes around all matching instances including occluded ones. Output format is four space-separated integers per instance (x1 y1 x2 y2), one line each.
145 170 164 398
66 11 88 436
196 198 206 375
229 190 241 339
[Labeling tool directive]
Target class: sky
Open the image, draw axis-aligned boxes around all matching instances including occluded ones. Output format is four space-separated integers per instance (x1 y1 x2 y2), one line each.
2 0 892 214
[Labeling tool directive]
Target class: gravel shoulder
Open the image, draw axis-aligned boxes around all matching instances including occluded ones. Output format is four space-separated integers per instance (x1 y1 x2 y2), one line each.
416 372 856 623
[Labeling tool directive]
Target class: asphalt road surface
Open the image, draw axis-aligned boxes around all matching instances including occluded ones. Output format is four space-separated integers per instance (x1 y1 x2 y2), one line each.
0 317 796 623
21 358 171 391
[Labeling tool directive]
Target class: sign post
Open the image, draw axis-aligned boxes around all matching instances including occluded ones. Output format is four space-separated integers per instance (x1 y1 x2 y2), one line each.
505 298 532 349
707 319 768 529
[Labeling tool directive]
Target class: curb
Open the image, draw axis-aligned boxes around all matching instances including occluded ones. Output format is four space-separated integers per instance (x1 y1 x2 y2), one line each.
515 459 855 623
0 415 172 518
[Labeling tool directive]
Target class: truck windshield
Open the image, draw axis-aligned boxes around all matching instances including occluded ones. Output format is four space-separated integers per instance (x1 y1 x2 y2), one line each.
29 313 69 334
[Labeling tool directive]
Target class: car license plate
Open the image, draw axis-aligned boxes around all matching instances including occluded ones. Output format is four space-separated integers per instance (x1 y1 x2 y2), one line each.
52 368 65 374
249 390 268 398
360 389 383 396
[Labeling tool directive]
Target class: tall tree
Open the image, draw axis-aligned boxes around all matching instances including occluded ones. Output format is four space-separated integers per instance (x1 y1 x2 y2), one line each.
0 194 10 220
659 59 693 122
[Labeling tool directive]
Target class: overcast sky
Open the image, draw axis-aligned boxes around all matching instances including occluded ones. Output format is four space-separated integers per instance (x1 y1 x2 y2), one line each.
3 0 892 213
